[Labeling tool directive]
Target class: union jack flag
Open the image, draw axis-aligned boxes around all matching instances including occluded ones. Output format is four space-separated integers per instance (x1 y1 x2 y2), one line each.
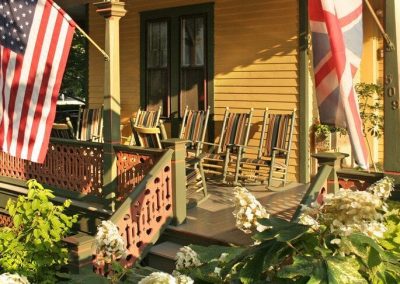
309 0 369 169
0 0 75 163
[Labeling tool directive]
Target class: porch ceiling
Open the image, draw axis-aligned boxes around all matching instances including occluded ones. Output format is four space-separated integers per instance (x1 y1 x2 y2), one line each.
55 0 91 23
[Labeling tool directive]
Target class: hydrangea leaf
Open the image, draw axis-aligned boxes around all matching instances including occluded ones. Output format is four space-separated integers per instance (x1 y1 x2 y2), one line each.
277 255 315 279
239 249 267 284
326 256 367 284
255 218 308 242
190 245 244 263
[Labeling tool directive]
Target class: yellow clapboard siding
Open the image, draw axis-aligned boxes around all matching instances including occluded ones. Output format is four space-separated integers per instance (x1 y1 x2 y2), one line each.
88 0 301 181
215 78 298 87
215 71 298 79
221 64 298 72
212 94 299 102
214 101 299 109
215 86 298 94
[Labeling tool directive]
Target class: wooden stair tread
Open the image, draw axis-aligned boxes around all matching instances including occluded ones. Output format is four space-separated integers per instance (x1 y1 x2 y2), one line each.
149 241 182 260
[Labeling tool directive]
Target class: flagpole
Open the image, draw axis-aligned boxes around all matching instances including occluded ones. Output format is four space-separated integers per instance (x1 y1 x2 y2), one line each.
364 0 395 51
75 24 110 61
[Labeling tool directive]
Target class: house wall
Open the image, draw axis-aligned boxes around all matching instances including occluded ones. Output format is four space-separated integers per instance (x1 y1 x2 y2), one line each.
88 0 301 181
360 0 384 169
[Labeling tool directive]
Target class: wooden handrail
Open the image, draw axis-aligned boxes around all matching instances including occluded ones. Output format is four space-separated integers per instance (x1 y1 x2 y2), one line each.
108 149 174 267
291 165 332 222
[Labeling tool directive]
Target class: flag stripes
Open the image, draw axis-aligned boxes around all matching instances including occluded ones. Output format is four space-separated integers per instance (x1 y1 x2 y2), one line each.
0 0 75 163
309 0 369 169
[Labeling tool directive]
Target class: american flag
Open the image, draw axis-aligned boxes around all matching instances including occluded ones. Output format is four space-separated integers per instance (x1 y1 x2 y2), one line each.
309 0 369 169
0 0 75 163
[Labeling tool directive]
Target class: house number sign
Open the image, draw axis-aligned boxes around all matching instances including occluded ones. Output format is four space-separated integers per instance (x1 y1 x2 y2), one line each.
385 73 399 110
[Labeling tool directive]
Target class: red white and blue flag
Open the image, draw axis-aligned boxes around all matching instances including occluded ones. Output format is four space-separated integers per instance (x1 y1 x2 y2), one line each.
309 0 369 169
0 0 75 163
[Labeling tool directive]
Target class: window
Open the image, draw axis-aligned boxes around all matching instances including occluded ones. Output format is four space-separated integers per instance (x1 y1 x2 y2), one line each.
181 16 206 115
146 20 169 114
141 4 214 122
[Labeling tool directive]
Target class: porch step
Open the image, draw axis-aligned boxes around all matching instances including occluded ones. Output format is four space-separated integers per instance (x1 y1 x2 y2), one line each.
160 225 234 247
145 241 182 273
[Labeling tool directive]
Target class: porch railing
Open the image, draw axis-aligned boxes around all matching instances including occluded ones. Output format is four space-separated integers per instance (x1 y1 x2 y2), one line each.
0 139 164 201
0 138 185 270
0 139 104 196
110 149 174 267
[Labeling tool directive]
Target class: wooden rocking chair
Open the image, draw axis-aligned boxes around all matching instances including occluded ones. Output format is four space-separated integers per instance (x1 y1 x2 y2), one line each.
179 106 210 157
51 117 75 139
76 106 104 142
225 108 296 187
127 106 163 145
134 125 208 205
202 107 254 178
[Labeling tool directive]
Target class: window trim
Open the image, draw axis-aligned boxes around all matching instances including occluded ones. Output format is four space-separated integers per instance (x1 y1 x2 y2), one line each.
140 3 214 123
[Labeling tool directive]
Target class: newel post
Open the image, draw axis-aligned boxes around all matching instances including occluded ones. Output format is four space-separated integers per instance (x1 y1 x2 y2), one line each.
312 152 348 194
162 139 187 226
94 1 127 210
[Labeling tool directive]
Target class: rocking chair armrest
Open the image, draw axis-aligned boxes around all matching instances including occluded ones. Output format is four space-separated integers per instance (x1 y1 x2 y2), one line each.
228 144 258 149
272 147 289 153
202 141 219 147
227 144 259 153
186 152 207 165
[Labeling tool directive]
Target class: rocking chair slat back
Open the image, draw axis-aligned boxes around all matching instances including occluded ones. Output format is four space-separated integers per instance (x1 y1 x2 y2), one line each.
219 108 253 153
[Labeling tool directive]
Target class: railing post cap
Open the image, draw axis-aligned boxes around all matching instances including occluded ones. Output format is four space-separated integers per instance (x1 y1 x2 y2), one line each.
161 138 188 146
312 152 349 160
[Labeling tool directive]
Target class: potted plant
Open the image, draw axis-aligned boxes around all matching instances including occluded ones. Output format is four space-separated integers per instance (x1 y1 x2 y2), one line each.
313 120 332 152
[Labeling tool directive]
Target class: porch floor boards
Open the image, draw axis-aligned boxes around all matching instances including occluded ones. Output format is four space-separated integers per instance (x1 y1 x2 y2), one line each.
168 181 309 246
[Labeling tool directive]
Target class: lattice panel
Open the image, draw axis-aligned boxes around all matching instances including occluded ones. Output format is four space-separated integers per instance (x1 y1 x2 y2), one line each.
115 162 173 266
0 142 103 196
116 151 157 199
338 178 370 191
0 212 12 227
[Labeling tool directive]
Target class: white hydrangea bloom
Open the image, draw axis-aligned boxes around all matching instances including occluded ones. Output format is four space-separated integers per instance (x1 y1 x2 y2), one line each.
172 271 194 284
232 187 270 234
0 273 30 284
138 272 176 284
298 214 320 230
214 267 222 276
301 188 387 240
218 252 229 263
94 220 127 262
175 246 202 270
367 176 395 200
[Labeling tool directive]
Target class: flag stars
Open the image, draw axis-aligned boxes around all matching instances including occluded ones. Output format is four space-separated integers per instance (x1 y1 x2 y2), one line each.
0 0 36 54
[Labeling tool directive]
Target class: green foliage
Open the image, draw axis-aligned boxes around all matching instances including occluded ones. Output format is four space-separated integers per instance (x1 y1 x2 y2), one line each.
178 214 400 284
57 264 159 284
0 180 78 283
60 32 88 100
313 120 347 139
355 82 384 138
379 202 400 256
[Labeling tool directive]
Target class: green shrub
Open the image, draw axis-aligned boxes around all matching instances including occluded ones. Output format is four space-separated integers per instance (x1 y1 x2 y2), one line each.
0 180 78 283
